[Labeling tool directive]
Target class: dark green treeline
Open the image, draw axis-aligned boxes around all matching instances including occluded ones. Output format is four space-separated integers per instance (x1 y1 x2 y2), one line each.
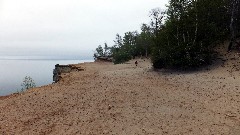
94 0 240 70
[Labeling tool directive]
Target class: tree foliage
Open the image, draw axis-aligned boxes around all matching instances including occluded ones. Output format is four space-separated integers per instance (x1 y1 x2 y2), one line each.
21 76 36 91
152 0 231 69
93 43 111 60
94 0 239 69
93 45 103 59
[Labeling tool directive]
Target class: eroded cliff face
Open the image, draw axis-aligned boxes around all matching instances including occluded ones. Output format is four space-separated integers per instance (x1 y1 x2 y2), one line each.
53 64 84 83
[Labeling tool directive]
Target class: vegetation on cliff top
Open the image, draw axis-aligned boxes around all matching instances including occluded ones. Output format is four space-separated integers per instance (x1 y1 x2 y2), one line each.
94 0 240 70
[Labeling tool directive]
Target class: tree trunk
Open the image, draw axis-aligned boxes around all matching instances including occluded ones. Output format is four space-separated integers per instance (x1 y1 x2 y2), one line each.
193 0 198 46
145 47 148 58
228 0 239 52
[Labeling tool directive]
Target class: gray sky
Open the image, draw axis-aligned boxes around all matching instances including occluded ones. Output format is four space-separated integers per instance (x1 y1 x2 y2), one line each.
0 0 168 59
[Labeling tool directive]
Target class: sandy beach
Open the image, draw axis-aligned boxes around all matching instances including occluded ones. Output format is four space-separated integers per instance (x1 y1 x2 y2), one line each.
1 53 240 134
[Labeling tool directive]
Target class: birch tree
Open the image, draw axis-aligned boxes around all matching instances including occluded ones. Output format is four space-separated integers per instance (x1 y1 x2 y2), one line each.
228 0 240 51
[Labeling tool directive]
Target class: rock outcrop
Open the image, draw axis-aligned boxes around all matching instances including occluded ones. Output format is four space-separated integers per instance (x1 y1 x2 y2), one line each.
53 64 84 83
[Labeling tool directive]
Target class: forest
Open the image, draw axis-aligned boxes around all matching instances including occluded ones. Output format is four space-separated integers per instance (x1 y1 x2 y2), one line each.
94 0 240 70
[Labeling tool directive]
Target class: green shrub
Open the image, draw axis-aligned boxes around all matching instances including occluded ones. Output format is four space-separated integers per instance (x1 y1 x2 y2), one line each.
113 49 132 64
21 76 36 91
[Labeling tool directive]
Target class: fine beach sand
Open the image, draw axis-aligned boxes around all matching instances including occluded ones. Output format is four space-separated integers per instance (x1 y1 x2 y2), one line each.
1 48 240 134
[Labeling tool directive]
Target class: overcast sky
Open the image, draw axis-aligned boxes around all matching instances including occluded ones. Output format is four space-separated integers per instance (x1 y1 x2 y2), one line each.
0 0 168 59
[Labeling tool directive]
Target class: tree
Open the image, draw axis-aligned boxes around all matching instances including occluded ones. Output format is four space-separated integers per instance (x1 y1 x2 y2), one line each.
228 0 240 51
138 24 153 57
151 0 230 69
93 45 104 59
93 0 234 69
103 42 111 57
149 8 165 43
123 31 139 57
114 34 123 47
112 33 133 64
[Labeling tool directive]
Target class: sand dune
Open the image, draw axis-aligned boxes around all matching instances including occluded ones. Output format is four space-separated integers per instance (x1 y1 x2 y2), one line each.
1 54 240 134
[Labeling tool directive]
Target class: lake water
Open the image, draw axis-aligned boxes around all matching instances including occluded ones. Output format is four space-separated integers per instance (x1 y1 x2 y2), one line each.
0 59 94 96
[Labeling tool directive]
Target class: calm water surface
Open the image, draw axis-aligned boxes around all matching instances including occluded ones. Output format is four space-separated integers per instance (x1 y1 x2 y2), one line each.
0 59 93 96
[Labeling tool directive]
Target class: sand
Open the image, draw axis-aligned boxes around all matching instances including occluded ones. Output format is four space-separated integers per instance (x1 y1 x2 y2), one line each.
1 53 240 134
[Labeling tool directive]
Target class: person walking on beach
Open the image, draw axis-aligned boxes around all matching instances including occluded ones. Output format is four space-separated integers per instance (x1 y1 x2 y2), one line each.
135 61 138 66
